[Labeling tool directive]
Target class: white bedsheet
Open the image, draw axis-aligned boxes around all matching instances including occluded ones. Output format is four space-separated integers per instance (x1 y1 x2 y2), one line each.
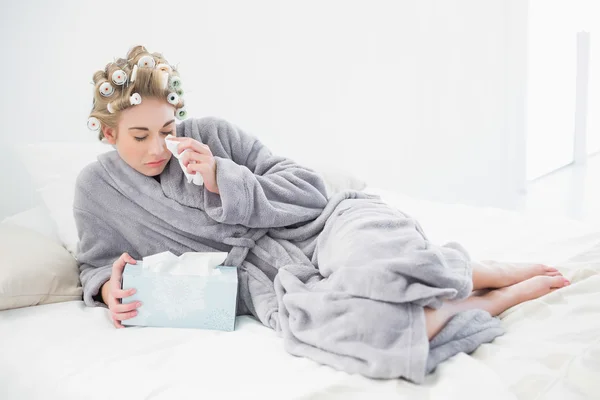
1 186 599 400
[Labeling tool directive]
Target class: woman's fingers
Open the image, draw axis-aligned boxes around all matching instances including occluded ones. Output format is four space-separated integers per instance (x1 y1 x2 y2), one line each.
186 162 212 174
181 152 212 168
111 314 125 329
108 294 139 329
112 252 135 277
106 253 139 329
113 301 141 313
112 309 139 322
179 149 198 166
113 287 137 299
176 138 212 156
110 253 136 293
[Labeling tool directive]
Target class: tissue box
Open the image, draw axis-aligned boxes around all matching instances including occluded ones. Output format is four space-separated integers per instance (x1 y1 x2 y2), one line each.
120 262 238 331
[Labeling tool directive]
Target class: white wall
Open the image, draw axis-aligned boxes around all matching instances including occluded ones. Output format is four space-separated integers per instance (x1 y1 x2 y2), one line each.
0 0 528 220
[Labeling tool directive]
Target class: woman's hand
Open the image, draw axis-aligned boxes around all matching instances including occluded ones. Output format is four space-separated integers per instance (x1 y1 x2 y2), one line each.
100 252 141 329
169 137 220 195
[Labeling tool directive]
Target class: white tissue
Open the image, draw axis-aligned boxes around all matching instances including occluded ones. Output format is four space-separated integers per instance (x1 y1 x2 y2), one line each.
142 251 228 276
165 134 204 186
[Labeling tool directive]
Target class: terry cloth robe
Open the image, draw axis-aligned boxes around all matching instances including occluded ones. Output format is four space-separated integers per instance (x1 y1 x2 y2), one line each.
73 116 504 383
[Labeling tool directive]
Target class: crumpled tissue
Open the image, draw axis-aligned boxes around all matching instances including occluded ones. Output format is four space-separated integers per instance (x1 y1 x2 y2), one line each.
165 134 204 186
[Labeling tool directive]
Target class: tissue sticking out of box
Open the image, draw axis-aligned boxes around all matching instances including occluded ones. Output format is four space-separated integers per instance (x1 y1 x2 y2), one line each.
142 251 228 276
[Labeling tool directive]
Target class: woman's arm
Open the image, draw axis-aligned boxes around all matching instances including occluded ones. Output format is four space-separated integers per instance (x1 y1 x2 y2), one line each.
180 117 329 228
74 206 133 307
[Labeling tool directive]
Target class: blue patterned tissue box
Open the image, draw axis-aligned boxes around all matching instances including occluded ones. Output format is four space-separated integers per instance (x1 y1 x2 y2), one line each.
120 262 238 331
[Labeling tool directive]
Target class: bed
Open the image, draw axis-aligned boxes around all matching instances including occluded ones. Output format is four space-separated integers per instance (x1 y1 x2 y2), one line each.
1 182 599 400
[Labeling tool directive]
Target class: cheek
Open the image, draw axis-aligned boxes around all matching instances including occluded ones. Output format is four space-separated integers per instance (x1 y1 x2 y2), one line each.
117 141 146 164
128 143 144 160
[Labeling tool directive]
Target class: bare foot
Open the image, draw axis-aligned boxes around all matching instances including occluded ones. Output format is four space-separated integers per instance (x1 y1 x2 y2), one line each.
484 275 570 316
472 260 563 290
424 275 570 339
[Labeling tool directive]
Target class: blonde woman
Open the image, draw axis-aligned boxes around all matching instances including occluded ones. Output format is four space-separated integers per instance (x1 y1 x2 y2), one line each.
75 45 569 383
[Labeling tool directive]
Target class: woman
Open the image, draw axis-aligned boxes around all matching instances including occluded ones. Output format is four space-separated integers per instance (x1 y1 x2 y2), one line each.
75 45 569 383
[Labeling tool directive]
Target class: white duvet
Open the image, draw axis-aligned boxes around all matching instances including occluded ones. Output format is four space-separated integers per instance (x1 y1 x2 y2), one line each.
1 186 599 400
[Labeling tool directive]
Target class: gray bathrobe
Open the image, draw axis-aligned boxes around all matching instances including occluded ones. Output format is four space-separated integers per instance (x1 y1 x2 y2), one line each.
74 116 504 383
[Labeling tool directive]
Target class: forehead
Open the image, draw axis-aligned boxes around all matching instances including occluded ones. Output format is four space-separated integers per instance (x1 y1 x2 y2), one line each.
120 98 175 128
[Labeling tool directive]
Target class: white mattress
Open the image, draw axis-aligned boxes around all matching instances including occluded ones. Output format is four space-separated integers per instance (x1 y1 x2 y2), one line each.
1 186 599 400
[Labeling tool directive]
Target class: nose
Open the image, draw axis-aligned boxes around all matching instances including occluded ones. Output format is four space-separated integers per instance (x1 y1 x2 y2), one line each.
148 134 165 156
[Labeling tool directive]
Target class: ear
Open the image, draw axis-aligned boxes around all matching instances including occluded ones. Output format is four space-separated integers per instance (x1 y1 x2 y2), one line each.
102 125 117 145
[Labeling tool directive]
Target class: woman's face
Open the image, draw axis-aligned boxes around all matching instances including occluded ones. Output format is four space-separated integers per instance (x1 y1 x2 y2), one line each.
103 97 176 176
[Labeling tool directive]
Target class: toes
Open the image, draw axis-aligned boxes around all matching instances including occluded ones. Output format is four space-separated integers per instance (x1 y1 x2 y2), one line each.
543 265 559 273
542 265 562 277
529 263 550 277
548 275 570 288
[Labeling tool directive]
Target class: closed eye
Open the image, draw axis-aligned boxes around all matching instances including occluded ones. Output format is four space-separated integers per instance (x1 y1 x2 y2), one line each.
134 131 174 142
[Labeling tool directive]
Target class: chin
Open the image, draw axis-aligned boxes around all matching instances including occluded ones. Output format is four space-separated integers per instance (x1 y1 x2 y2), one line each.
147 167 168 176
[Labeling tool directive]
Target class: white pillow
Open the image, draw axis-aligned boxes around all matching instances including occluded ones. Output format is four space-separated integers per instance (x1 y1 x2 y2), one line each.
312 165 366 196
294 155 366 196
15 141 366 255
1 205 61 243
0 223 82 310
15 141 114 255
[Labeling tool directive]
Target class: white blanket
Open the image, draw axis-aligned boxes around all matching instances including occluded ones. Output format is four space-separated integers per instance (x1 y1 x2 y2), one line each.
1 186 599 400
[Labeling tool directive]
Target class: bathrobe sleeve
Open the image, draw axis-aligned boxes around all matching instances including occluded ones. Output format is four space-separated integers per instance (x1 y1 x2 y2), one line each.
181 117 329 228
73 205 137 308
73 169 139 308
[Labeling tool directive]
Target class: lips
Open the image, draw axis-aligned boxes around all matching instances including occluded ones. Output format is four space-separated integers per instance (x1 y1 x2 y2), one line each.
146 159 165 167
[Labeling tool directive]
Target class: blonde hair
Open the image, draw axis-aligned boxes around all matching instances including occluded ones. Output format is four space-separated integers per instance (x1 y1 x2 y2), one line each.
88 45 185 141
